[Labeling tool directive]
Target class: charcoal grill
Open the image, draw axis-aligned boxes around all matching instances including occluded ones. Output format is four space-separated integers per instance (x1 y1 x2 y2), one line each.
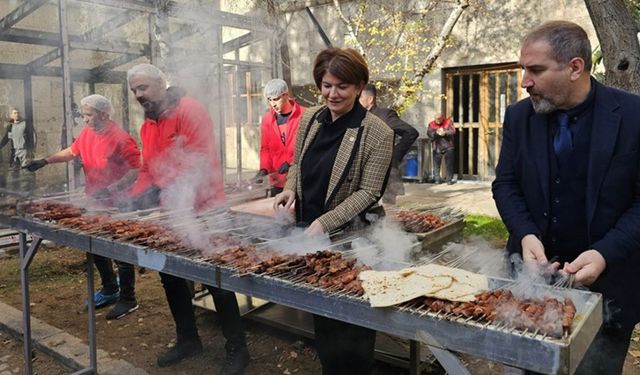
0 202 602 375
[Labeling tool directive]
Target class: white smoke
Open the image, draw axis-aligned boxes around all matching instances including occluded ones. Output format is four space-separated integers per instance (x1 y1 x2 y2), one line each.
153 134 223 249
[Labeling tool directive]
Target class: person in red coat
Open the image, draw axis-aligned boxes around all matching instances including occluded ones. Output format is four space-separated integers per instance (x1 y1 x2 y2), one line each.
25 94 141 320
253 79 305 196
126 63 249 374
427 113 456 184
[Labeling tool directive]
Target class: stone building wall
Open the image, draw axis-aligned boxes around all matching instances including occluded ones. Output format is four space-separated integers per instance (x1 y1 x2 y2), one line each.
0 0 601 189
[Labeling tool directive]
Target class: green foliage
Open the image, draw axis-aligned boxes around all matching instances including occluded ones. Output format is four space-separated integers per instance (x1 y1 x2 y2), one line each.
625 0 640 29
463 215 508 244
340 0 447 108
591 45 605 81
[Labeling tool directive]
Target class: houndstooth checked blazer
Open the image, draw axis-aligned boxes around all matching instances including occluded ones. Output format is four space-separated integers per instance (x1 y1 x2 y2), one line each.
284 105 394 233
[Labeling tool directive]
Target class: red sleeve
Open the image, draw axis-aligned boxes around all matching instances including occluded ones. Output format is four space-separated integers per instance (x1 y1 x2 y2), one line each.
445 118 456 135
154 99 216 188
129 125 152 196
426 121 436 138
70 127 89 156
119 135 141 169
259 115 273 171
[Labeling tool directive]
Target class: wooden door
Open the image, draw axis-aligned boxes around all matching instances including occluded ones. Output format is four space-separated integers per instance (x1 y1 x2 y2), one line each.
445 64 524 180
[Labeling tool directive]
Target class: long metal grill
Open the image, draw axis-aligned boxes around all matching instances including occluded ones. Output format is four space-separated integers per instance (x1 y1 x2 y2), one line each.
0 196 602 375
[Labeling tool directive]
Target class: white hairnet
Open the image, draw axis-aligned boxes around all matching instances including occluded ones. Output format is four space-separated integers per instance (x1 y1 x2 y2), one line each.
264 79 289 98
127 63 167 85
80 94 113 116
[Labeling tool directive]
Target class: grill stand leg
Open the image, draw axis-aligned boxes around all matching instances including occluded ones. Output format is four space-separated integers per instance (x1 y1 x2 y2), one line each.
427 345 471 375
20 234 97 375
20 233 42 375
409 340 427 375
83 252 98 373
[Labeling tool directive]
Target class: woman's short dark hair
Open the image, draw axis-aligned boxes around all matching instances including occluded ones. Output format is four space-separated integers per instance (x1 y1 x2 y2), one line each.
312 48 369 89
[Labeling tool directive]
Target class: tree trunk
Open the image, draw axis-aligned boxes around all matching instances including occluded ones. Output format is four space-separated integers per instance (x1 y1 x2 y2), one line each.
584 0 640 93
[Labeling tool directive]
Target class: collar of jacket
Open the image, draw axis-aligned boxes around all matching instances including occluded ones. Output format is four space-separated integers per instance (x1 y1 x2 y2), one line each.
317 101 367 128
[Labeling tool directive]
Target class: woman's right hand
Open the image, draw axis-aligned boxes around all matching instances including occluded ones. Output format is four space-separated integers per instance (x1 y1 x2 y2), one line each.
273 189 295 211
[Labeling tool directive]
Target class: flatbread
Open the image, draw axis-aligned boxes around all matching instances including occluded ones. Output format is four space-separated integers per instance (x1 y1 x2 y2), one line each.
360 268 453 307
360 264 488 306
415 264 488 302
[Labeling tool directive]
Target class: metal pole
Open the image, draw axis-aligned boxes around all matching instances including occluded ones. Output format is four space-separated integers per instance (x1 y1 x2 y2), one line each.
304 7 332 48
86 252 97 372
409 340 420 375
58 0 75 190
210 0 226 182
19 232 32 375
234 62 243 182
19 234 41 375
23 77 34 153
121 82 130 133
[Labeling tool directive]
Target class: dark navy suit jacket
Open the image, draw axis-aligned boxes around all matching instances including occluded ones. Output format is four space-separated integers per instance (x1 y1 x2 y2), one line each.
492 80 640 330
369 105 419 163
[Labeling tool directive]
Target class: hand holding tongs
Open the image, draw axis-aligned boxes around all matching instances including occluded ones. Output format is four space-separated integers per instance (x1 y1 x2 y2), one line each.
545 256 576 288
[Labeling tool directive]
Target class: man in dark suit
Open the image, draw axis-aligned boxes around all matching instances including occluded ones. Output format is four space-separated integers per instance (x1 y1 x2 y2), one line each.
492 20 640 374
359 84 418 203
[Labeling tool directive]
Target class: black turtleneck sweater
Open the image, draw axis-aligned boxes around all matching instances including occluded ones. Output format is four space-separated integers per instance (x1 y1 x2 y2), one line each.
299 103 367 225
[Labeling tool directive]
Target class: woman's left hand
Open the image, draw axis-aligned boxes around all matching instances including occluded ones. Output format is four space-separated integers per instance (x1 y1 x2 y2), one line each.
304 220 325 236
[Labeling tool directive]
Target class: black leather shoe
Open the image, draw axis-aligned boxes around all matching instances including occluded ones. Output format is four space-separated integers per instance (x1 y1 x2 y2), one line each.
105 299 138 320
220 344 250 375
157 339 203 367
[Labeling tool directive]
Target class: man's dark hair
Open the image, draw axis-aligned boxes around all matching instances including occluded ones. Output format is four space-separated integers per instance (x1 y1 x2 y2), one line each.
362 84 377 98
522 20 592 71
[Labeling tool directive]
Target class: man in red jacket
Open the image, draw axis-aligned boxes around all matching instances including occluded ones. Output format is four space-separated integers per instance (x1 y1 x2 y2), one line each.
427 113 456 184
253 79 305 196
26 94 141 320
126 63 249 374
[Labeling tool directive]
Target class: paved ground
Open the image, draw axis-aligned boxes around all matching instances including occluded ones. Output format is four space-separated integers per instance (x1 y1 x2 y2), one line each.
398 181 498 217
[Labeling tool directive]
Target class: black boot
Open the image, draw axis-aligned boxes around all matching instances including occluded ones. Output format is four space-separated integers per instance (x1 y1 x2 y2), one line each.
157 339 203 367
208 287 250 374
220 341 250 375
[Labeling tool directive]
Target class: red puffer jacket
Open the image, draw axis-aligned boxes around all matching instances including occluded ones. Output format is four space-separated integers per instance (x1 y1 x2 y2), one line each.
259 100 305 188
130 94 224 211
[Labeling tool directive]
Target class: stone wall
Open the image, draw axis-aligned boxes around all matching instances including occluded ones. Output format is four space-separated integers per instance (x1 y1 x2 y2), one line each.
0 0 600 189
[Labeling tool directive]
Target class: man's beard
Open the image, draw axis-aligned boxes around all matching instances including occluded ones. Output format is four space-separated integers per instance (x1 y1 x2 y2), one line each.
138 98 160 118
530 94 557 114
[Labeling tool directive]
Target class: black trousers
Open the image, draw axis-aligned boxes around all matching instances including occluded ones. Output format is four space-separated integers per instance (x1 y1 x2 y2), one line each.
94 255 135 301
524 321 633 375
433 148 455 182
313 315 376 375
574 322 633 374
159 273 246 347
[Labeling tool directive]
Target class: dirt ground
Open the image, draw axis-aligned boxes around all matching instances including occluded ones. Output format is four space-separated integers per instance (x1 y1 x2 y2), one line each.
0 330 69 375
0 245 439 375
0 245 639 375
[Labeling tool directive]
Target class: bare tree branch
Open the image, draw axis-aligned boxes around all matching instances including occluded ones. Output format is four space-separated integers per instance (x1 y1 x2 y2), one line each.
391 0 469 111
333 0 366 56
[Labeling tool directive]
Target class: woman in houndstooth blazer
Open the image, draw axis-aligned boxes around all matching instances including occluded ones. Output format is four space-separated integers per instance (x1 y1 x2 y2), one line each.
274 48 394 375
